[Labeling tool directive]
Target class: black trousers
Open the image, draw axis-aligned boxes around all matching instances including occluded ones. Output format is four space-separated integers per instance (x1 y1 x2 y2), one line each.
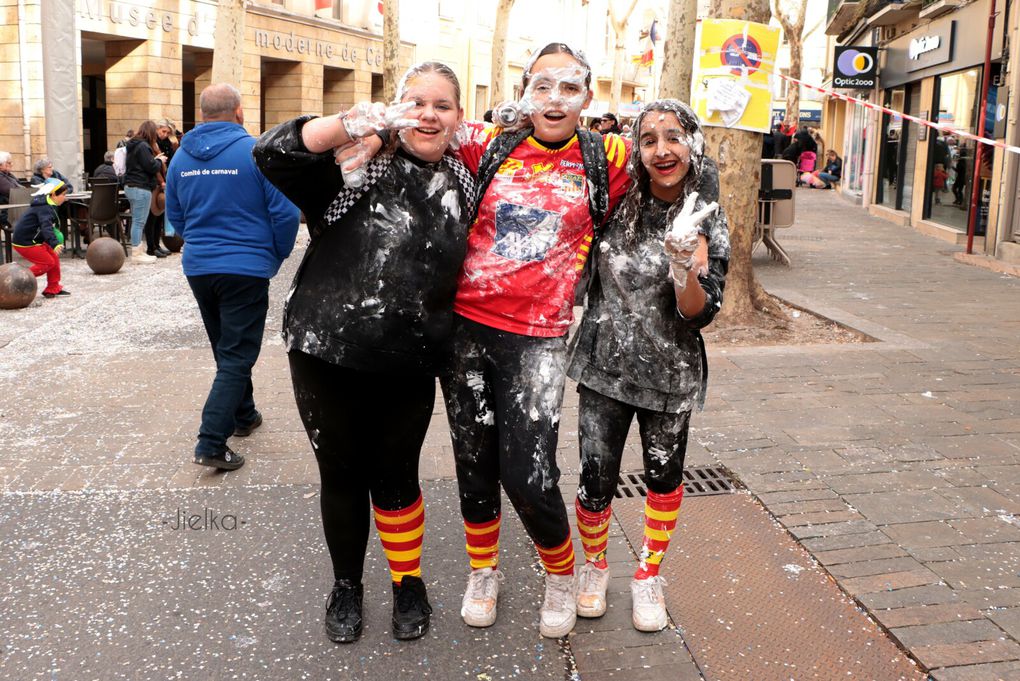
144 212 163 253
576 384 690 513
289 351 435 581
440 315 570 549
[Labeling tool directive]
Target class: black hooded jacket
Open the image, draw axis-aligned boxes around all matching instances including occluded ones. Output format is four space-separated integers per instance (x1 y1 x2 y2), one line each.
253 115 473 375
122 138 162 190
12 195 61 248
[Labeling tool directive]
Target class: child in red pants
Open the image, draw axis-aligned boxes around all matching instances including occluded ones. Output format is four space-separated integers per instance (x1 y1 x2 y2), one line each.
12 178 70 298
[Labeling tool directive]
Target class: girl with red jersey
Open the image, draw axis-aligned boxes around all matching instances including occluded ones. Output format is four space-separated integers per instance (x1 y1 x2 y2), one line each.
442 43 631 638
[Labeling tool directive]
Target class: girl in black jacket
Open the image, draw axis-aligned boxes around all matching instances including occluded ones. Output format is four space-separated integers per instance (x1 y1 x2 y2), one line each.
568 100 730 632
122 121 167 263
253 62 474 645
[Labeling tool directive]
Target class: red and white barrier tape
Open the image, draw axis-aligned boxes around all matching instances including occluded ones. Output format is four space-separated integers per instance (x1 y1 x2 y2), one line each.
776 72 1020 156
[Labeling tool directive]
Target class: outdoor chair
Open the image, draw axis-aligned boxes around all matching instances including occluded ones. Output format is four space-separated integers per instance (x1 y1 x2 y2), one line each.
68 180 128 253
2 186 33 264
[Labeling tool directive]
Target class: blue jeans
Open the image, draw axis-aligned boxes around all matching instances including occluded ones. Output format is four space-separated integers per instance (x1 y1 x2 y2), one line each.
818 172 839 188
187 274 270 456
124 185 152 247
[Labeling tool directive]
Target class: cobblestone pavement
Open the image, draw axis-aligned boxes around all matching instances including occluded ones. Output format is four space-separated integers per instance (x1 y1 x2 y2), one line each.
2 187 1020 679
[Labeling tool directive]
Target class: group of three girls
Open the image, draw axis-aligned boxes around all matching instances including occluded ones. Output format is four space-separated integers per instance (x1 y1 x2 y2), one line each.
253 41 730 643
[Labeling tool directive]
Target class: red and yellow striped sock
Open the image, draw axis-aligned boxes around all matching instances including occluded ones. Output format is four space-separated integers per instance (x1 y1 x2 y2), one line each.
634 485 684 580
575 499 612 569
373 493 425 584
536 535 575 576
465 516 501 569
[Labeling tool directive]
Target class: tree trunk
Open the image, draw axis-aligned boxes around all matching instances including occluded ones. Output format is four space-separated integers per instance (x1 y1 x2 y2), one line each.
608 0 640 114
658 0 698 101
212 0 245 87
382 0 400 102
773 0 807 125
490 0 516 107
702 0 774 326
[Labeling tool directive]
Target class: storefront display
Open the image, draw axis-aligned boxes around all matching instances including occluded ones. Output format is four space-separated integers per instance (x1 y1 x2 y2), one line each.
925 68 981 232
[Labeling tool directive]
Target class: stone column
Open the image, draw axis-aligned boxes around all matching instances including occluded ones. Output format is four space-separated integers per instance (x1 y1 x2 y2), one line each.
261 60 323 133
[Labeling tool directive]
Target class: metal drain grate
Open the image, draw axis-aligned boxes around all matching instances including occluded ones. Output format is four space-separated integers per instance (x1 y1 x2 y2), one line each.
614 465 738 499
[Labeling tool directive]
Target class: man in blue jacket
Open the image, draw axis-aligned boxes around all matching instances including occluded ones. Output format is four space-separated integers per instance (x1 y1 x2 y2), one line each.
166 83 300 471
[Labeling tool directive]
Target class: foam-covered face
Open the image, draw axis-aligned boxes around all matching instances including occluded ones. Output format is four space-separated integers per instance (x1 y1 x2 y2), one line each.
521 53 592 143
639 111 693 202
398 72 463 163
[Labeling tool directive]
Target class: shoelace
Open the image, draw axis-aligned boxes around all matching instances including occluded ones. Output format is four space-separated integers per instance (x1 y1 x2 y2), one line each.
543 577 574 611
326 584 360 617
466 569 504 601
632 577 668 606
578 564 606 592
395 583 432 615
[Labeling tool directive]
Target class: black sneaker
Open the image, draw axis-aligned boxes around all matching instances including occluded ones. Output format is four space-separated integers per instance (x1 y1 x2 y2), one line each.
155 247 172 256
325 579 364 643
147 249 168 258
193 447 244 471
392 575 432 640
233 411 263 437
42 290 71 298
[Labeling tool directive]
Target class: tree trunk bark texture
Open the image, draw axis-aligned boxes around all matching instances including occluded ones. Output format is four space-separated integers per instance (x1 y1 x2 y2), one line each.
659 0 699 102
773 0 807 125
490 0 516 107
608 0 640 114
383 0 400 102
703 0 774 325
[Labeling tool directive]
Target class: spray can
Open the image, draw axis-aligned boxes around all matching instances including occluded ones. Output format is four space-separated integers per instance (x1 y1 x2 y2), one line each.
492 101 523 128
341 163 367 189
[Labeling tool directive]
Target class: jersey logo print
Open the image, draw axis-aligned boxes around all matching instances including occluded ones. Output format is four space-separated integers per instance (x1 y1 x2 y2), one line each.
497 158 524 176
492 202 562 262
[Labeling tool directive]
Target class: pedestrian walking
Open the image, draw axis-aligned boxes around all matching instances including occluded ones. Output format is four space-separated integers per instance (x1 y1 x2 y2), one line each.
165 83 300 472
568 100 730 631
253 62 475 644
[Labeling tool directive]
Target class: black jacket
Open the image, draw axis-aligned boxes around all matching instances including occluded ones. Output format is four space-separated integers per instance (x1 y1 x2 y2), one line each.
568 194 730 413
253 115 473 375
92 163 121 184
31 169 73 194
12 195 61 248
122 139 162 190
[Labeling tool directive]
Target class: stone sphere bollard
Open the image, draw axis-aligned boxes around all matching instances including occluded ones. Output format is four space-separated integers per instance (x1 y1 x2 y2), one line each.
0 262 38 309
85 237 126 275
162 234 184 253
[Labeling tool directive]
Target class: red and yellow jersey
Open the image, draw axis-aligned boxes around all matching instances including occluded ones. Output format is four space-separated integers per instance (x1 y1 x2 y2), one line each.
454 124 631 337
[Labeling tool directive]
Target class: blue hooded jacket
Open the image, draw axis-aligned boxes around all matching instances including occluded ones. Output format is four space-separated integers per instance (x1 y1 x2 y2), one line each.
166 121 299 278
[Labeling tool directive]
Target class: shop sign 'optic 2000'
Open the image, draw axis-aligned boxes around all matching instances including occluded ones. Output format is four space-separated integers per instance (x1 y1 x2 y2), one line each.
832 46 878 89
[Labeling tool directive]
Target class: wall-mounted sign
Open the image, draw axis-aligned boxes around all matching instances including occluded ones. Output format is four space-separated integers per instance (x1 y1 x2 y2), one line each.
833 46 878 89
906 21 954 72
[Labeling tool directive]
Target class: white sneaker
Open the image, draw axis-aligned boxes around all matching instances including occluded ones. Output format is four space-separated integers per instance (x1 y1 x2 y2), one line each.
131 247 156 264
539 573 577 638
461 567 503 627
576 562 610 618
630 576 669 632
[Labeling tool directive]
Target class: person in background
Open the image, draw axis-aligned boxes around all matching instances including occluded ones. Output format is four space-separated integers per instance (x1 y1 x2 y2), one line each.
93 151 121 185
483 109 494 123
11 178 71 298
802 149 842 189
123 121 167 264
167 83 299 474
0 151 21 228
762 126 776 159
31 159 73 193
599 112 622 135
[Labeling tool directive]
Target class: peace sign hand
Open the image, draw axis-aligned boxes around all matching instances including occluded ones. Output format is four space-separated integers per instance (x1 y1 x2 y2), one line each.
664 191 718 273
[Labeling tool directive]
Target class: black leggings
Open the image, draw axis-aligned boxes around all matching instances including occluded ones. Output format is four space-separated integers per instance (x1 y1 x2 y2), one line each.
289 351 435 581
440 315 570 549
577 384 690 513
144 213 163 253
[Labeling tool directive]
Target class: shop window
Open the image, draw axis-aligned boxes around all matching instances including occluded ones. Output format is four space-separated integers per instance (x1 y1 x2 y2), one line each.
925 67 982 233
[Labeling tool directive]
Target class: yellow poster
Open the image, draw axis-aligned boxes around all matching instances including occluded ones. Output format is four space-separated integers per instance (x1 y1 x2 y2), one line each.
691 19 780 133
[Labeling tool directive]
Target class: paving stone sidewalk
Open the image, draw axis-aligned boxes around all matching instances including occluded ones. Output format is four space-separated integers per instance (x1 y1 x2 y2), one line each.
3 187 1020 679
